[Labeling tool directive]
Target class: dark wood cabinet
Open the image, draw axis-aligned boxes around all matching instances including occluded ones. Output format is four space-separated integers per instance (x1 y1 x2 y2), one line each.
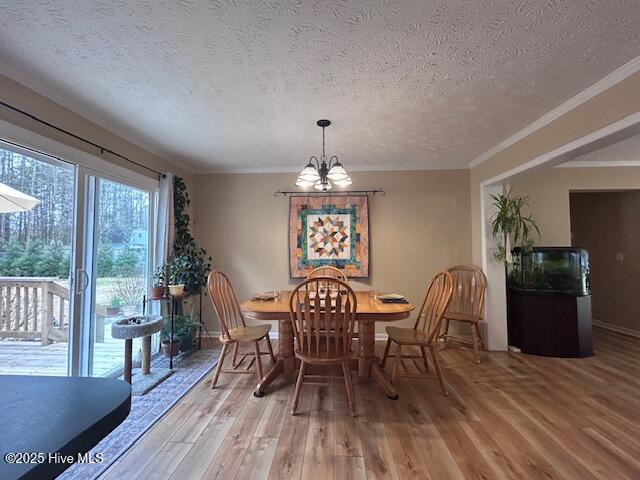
507 289 593 357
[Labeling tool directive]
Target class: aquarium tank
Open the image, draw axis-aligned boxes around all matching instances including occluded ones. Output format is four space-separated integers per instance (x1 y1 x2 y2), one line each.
507 247 590 296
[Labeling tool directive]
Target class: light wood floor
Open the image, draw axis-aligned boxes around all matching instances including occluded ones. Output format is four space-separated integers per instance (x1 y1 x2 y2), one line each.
99 328 640 480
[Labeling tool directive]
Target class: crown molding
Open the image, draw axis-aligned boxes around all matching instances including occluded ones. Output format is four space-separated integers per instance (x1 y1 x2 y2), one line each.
469 54 640 169
479 110 640 187
556 160 640 168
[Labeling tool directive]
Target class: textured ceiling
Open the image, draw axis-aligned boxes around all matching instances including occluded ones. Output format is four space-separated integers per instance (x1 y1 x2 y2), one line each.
1 1 640 173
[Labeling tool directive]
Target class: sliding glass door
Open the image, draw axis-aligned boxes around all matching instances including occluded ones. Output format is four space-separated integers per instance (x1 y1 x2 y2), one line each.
0 137 158 378
0 141 75 376
82 176 153 377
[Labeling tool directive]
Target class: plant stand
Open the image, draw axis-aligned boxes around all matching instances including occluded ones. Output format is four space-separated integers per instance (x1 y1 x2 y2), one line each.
144 292 203 368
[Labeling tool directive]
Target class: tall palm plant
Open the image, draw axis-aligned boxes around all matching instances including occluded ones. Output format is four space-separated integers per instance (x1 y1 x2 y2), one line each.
491 187 540 263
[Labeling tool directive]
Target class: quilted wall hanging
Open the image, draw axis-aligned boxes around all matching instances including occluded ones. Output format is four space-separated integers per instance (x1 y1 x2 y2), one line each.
289 195 369 278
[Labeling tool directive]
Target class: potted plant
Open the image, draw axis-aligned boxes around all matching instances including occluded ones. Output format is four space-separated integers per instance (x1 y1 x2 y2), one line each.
172 177 212 297
491 187 540 264
162 177 212 350
151 264 167 298
161 310 207 356
161 337 182 357
167 255 186 296
106 296 123 316
175 315 204 351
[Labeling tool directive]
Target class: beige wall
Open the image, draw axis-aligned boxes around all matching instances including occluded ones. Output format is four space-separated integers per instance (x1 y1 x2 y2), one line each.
194 170 472 333
467 71 640 350
570 191 640 334
0 73 192 182
470 71 640 265
509 166 640 246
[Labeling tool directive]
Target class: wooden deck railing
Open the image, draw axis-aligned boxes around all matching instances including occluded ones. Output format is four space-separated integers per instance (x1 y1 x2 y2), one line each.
0 277 69 345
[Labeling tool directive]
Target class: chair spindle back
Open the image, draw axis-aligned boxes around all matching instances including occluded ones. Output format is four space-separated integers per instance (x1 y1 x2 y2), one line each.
446 265 487 321
307 266 348 283
413 271 454 343
207 270 246 340
289 277 357 359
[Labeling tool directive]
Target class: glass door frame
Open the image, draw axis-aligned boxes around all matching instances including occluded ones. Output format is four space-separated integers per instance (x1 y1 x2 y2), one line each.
75 168 158 377
68 166 87 376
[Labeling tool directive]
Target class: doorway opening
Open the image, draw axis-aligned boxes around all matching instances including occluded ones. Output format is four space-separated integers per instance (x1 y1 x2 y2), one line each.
479 118 640 351
570 190 640 338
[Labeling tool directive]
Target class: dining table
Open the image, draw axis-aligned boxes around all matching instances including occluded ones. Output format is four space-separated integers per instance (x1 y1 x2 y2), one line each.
241 290 414 399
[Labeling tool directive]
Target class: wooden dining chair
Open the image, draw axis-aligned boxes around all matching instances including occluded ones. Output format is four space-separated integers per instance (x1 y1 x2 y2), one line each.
380 271 453 395
307 266 355 337
289 277 358 416
207 270 276 388
307 266 348 283
440 265 487 364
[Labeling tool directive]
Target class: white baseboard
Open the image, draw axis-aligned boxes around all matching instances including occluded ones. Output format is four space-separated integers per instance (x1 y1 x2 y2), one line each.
198 331 219 339
592 319 640 339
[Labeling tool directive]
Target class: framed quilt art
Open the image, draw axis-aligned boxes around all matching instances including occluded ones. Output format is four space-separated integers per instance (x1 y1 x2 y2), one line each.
289 195 369 278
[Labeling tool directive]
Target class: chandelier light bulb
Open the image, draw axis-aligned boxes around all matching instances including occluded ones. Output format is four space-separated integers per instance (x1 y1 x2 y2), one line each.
327 162 348 181
333 176 352 187
299 162 320 182
296 177 315 188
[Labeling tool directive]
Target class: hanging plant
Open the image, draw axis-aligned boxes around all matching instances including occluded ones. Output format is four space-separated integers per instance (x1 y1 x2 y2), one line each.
490 187 540 264
172 176 212 296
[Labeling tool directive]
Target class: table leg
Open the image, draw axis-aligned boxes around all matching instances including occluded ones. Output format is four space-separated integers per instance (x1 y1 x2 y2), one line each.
141 335 151 375
371 363 399 399
357 319 399 399
278 318 295 376
254 359 283 397
358 320 376 378
124 339 132 384
254 317 295 397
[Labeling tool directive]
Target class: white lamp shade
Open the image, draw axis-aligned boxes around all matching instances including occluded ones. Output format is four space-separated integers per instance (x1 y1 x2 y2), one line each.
295 177 315 188
327 163 348 181
299 164 320 182
313 179 332 191
333 176 352 187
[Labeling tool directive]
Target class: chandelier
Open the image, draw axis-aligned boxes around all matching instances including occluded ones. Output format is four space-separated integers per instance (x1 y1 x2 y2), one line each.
296 119 352 191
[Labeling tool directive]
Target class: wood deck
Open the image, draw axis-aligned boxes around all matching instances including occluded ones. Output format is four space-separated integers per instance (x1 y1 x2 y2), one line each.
99 327 640 480
0 336 142 377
